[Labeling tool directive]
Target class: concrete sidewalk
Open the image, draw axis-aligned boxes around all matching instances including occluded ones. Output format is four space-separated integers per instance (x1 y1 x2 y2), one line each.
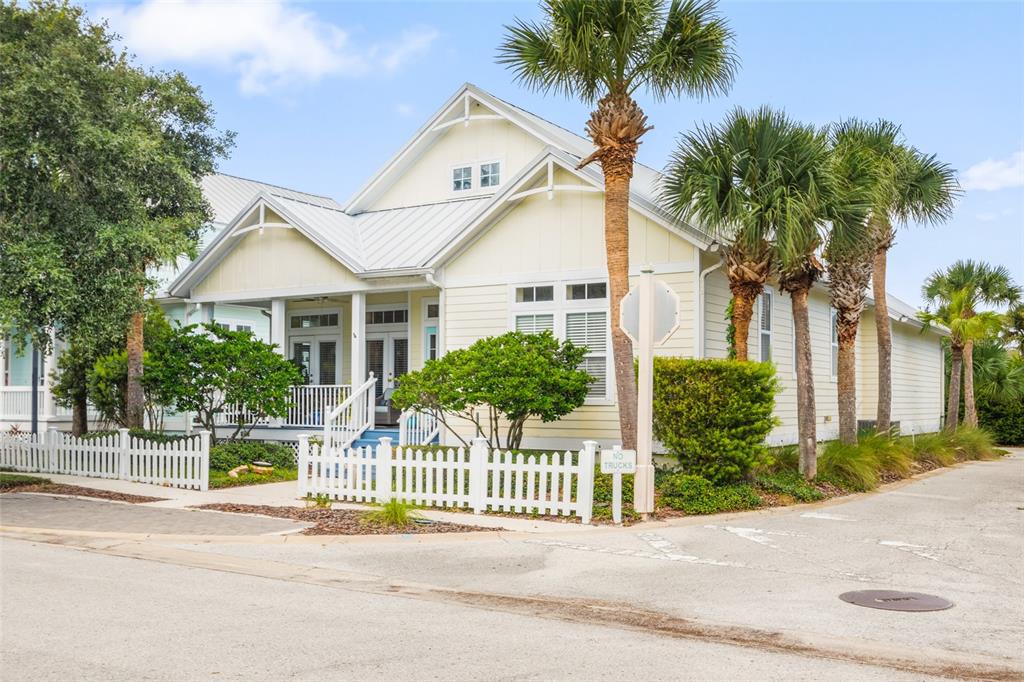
16 473 598 534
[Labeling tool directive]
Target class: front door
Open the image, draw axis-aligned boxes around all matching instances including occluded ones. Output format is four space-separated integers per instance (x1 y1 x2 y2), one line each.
366 333 408 421
291 335 339 385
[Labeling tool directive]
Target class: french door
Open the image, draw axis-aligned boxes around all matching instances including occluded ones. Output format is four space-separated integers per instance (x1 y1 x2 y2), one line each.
291 335 339 385
366 332 408 403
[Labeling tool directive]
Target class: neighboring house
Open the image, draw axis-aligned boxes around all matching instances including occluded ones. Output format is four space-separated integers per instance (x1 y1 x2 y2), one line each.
0 83 946 447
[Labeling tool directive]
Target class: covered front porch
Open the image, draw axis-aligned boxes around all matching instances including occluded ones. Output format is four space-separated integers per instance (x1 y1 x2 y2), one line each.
197 286 442 443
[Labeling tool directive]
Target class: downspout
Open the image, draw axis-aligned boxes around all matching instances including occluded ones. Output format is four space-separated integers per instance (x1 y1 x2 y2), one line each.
696 243 723 359
424 270 445 357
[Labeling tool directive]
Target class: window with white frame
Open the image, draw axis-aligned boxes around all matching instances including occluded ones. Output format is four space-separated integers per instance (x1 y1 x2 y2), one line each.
480 162 501 188
830 306 839 379
235 324 252 333
566 282 607 301
452 166 472 191
759 289 773 362
511 280 611 400
514 313 554 334
290 313 339 329
566 311 608 398
366 309 408 325
515 285 554 303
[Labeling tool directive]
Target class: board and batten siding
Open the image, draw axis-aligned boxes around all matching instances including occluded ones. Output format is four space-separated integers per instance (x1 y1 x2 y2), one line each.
368 112 546 212
193 211 361 300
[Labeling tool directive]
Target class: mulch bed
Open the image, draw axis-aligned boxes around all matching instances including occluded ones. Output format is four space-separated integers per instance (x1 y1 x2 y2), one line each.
0 483 166 504
191 503 499 536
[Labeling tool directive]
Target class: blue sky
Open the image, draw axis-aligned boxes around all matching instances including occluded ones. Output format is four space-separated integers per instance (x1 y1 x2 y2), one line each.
91 0 1023 308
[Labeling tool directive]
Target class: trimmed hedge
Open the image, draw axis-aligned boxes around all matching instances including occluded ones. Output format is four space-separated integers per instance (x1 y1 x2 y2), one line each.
653 358 779 484
657 472 763 514
79 429 190 443
209 441 296 471
978 398 1024 446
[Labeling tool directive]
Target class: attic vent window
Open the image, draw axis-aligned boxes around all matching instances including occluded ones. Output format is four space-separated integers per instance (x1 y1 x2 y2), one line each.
480 162 501 188
452 166 472 191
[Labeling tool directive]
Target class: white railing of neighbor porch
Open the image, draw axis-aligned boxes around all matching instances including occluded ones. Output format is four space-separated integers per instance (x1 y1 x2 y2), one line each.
398 409 440 446
0 387 44 418
0 428 210 491
206 385 354 428
322 374 377 450
298 436 596 523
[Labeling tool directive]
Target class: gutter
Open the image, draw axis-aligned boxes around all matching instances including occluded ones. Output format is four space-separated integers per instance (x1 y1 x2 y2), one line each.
696 244 723 359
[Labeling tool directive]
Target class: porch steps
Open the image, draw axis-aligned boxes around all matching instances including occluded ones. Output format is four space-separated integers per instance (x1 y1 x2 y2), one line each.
352 427 439 449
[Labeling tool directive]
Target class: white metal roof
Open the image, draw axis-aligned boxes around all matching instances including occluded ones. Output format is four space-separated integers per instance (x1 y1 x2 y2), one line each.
201 174 341 226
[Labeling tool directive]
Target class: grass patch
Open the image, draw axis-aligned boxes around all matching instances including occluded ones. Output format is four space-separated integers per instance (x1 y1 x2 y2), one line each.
908 432 957 467
208 467 297 489
361 499 422 528
858 432 914 478
817 440 879 491
657 472 764 515
754 471 824 502
0 473 51 489
949 427 999 461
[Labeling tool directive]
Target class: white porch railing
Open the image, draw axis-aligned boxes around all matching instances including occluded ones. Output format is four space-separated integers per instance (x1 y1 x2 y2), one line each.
0 387 44 419
298 436 596 523
323 374 377 451
398 408 441 446
207 384 354 428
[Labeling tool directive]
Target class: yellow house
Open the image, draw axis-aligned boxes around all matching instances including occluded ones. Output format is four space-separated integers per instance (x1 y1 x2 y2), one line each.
160 83 945 449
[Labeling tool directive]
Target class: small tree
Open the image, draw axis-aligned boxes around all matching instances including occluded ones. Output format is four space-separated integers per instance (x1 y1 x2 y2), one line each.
154 324 302 441
391 331 592 449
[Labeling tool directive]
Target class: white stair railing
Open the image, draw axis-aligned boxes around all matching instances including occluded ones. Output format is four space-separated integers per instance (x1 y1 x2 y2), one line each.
323 373 377 451
398 408 441 446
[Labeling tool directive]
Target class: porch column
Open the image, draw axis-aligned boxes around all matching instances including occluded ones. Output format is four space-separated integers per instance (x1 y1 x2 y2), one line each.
199 303 215 324
40 331 56 418
270 299 287 358
350 292 366 384
437 289 447 356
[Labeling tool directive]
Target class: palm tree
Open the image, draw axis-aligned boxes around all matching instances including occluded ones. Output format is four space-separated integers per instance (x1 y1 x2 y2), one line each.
662 108 847 477
832 120 959 434
1001 303 1024 356
498 0 737 449
822 134 884 445
921 261 1020 428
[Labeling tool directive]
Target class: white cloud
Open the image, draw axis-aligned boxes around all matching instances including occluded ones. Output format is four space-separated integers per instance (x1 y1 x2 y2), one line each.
961 150 1024 192
395 103 415 118
97 1 438 95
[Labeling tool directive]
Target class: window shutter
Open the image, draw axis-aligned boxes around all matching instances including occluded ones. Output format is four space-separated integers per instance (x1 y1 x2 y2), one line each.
516 314 554 335
566 312 607 352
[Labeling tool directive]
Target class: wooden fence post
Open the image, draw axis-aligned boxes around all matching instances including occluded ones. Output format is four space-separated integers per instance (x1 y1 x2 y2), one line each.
297 434 310 499
469 437 488 514
198 430 210 492
118 428 130 481
377 437 393 504
46 427 58 474
578 440 597 525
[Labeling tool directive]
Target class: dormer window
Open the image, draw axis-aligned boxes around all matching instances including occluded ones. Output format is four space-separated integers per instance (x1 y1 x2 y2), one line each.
452 166 472 191
480 162 501 188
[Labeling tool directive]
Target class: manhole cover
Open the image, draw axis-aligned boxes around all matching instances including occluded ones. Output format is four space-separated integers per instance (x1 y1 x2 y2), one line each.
839 590 953 612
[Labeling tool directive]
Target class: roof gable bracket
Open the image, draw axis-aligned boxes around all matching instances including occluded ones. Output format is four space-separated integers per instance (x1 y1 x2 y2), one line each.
430 93 503 132
230 203 294 237
506 159 602 203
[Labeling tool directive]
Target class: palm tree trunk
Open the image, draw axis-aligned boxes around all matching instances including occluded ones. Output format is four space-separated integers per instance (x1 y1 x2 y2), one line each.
963 339 977 428
126 308 145 429
836 318 858 445
730 285 756 362
872 246 893 433
604 170 638 450
790 287 817 478
946 344 963 432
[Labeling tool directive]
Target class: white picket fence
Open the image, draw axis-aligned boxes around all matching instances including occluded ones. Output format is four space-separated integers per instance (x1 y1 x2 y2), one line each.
0 428 210 491
298 436 596 523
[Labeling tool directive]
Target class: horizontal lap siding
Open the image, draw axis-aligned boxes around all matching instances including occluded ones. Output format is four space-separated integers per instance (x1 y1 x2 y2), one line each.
890 323 943 433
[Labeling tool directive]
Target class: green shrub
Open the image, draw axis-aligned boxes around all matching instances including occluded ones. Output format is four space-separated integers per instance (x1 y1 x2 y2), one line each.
756 444 799 474
652 358 779 484
909 432 957 467
209 441 295 471
657 472 764 514
817 441 878 491
858 432 913 478
78 428 189 443
978 397 1024 445
592 463 636 520
754 471 824 502
950 427 998 461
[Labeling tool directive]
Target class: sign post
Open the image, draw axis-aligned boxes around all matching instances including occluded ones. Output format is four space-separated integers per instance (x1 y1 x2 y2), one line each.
620 268 679 518
601 445 636 524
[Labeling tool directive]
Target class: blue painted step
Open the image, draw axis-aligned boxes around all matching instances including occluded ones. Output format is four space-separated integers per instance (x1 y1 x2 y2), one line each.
351 427 440 449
